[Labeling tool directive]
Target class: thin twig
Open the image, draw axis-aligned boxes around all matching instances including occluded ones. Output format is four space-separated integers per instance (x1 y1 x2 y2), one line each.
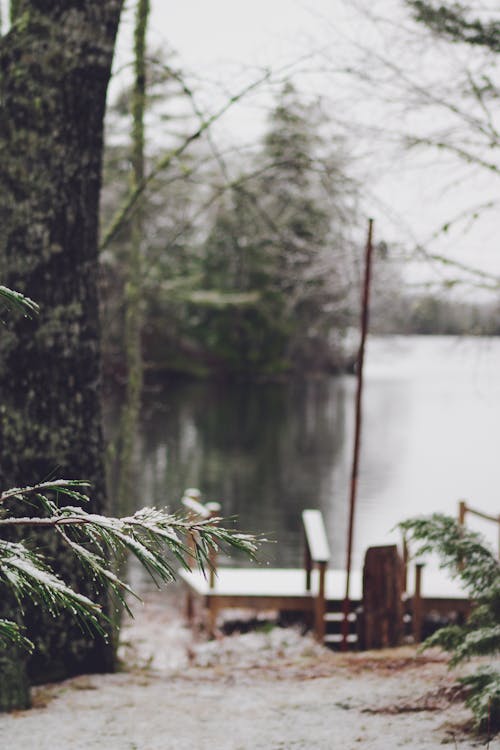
100 71 270 252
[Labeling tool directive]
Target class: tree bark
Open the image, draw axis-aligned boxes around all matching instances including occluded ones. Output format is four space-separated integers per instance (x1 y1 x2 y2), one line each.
0 0 123 709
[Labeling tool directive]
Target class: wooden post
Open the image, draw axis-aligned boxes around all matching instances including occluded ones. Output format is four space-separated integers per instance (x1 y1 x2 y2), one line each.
402 534 409 594
458 500 467 527
304 531 312 592
413 563 424 643
205 595 218 638
181 488 203 571
457 500 467 571
206 502 221 590
458 500 500 560
342 218 374 650
315 561 327 642
302 509 330 638
204 501 221 637
362 545 404 649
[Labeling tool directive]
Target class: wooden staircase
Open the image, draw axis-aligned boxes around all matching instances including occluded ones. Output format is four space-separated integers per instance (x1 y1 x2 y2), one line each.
302 509 360 648
323 604 360 649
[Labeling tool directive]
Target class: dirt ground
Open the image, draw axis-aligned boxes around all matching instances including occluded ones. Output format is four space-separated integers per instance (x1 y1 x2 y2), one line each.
0 585 497 750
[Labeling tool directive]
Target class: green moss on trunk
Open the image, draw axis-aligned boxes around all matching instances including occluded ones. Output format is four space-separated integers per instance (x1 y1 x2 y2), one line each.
0 0 123 710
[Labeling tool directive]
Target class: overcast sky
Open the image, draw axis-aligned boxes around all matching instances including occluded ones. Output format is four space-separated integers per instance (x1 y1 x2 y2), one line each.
113 0 500 296
1 1 497 295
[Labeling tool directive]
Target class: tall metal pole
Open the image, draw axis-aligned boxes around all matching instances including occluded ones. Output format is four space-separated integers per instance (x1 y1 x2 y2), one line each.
341 218 374 650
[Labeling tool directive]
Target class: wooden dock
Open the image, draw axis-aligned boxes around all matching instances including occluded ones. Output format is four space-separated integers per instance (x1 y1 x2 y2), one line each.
179 496 473 648
179 566 363 645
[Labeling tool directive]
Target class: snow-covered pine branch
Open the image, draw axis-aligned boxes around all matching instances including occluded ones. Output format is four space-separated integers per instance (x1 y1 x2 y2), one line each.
0 480 259 651
0 285 39 318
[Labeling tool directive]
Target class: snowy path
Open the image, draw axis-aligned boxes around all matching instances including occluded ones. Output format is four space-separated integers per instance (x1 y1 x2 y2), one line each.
0 586 494 750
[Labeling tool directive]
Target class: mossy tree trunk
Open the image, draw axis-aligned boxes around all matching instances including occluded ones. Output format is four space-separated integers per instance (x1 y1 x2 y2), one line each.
0 0 123 710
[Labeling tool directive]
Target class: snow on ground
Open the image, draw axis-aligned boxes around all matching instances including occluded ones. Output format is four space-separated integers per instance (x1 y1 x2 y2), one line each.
0 584 496 750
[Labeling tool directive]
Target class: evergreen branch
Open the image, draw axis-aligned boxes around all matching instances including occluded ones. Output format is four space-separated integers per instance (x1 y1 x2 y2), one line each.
0 479 90 505
400 514 500 599
55 527 136 616
451 625 500 665
0 481 260 651
401 513 500 730
460 669 500 732
0 620 33 652
0 285 39 318
0 540 104 634
0 506 259 567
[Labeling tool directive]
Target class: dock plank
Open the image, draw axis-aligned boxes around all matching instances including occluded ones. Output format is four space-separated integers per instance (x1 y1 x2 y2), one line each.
179 567 363 600
180 563 471 646
180 564 469 602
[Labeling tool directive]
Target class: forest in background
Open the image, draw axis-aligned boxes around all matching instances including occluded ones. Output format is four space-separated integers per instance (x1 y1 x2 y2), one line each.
99 22 500 381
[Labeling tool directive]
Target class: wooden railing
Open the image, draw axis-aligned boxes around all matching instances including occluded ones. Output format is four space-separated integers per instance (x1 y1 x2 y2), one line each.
458 500 500 559
302 509 330 642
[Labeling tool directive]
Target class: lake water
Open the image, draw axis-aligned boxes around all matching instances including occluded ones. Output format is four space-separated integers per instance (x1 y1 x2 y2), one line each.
137 336 500 572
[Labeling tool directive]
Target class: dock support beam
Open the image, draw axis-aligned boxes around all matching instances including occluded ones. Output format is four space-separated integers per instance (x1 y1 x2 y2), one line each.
315 561 327 642
413 563 424 643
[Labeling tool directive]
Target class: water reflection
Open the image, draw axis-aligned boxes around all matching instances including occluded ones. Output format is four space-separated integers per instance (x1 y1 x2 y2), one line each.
133 336 500 572
139 378 348 567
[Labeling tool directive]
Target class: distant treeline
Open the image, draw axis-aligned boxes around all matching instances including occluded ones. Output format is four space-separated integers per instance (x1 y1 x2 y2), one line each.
371 292 500 338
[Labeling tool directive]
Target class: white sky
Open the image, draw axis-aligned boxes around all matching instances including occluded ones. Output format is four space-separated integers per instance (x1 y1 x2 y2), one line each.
1 0 498 296
113 0 500 297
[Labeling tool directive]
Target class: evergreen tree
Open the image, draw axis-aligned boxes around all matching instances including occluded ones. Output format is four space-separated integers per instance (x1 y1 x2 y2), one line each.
196 84 357 375
196 187 289 374
259 84 351 368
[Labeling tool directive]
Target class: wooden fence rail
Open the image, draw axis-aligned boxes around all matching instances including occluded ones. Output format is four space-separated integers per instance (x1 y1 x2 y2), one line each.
458 500 500 559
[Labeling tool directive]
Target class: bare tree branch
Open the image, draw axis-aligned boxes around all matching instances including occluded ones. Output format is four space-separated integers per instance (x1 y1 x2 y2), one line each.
100 72 270 252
